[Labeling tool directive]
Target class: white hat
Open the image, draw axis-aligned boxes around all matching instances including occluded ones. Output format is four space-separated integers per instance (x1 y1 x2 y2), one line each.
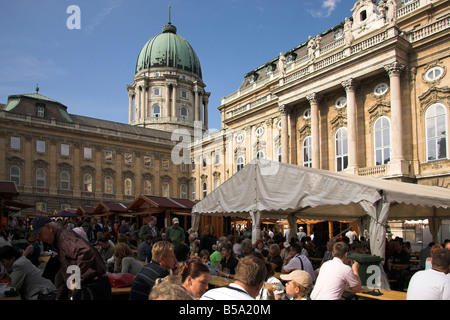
172 217 179 224
283 241 290 248
299 226 303 230
280 270 313 289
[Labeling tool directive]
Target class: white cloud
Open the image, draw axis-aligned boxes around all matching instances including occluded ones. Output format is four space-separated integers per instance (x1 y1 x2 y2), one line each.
85 0 122 34
307 0 341 18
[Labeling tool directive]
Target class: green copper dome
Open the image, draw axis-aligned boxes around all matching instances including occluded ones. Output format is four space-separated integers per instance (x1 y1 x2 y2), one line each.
135 22 202 78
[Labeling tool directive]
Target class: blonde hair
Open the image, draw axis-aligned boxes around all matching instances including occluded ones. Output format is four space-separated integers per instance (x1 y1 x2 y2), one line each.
148 281 193 300
152 240 174 262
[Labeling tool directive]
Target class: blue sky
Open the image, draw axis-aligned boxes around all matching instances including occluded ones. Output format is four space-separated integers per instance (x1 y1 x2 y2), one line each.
0 0 357 131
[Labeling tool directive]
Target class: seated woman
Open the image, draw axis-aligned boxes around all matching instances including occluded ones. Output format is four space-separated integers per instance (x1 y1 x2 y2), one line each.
0 245 57 300
113 242 143 275
217 242 239 278
180 259 210 299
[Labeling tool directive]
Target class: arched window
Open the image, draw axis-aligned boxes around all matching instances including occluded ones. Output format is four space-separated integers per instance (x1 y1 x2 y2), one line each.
36 168 46 188
202 182 207 199
237 156 245 172
374 116 391 165
335 127 348 172
104 176 113 194
180 106 188 120
83 174 93 192
191 182 196 201
10 165 21 187
162 182 170 197
256 150 265 160
144 180 152 195
426 103 448 161
60 171 70 190
303 136 312 167
277 146 282 163
153 104 161 118
180 184 187 199
124 178 133 196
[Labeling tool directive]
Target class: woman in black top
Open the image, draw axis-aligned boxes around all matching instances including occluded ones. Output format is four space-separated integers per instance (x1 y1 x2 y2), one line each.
217 242 239 278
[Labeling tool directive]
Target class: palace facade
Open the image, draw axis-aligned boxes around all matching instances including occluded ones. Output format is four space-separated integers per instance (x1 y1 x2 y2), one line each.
1 0 449 236
191 0 450 201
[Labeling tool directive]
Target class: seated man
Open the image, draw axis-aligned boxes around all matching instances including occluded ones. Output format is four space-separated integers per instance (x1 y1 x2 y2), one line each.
407 248 450 300
200 255 267 300
129 241 178 300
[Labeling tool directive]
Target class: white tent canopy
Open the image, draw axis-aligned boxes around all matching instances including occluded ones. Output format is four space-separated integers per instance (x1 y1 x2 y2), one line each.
191 159 450 288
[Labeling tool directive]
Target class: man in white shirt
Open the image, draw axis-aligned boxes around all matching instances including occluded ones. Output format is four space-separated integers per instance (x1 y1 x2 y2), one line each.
406 248 450 300
201 255 267 300
297 227 306 242
282 243 316 282
311 241 361 300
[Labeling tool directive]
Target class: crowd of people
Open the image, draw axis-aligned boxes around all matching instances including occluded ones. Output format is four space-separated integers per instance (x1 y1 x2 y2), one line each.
1 215 449 300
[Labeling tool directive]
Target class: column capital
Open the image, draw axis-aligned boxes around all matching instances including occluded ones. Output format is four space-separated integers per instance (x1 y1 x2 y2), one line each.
306 92 321 104
278 104 290 115
384 61 405 77
341 78 358 92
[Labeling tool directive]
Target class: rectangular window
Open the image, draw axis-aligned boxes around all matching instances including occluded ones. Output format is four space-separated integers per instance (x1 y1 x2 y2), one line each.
84 147 92 160
36 105 45 117
153 88 160 96
181 90 188 99
143 156 152 167
36 140 46 153
162 158 170 169
10 136 21 150
105 150 113 162
61 143 70 157
214 153 220 166
124 152 133 165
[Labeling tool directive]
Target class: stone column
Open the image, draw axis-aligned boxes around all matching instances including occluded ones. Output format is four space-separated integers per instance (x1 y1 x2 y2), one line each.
171 83 177 120
198 91 203 125
203 94 209 128
165 83 172 118
143 85 148 119
306 93 321 169
342 78 358 173
279 104 290 163
194 89 199 122
384 61 408 174
128 92 134 123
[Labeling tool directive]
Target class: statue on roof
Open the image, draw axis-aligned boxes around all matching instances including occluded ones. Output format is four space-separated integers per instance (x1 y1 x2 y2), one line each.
344 17 354 47
278 52 286 78
386 0 398 26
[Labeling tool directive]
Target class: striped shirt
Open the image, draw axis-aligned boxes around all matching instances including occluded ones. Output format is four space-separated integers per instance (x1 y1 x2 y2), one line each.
129 261 169 300
200 283 254 300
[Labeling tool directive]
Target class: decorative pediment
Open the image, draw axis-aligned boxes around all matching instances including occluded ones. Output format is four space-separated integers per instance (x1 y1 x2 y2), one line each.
81 165 96 174
141 173 154 180
122 170 135 178
298 123 311 142
160 174 172 183
33 159 49 168
7 156 24 165
418 86 450 116
368 102 391 125
102 167 116 176
330 113 347 136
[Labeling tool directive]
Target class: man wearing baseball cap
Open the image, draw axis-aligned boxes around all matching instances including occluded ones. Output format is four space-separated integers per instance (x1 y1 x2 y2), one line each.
28 215 111 300
280 270 313 300
165 217 185 248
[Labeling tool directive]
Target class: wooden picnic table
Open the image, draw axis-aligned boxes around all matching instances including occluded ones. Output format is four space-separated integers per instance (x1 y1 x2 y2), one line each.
346 286 407 300
111 286 131 296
